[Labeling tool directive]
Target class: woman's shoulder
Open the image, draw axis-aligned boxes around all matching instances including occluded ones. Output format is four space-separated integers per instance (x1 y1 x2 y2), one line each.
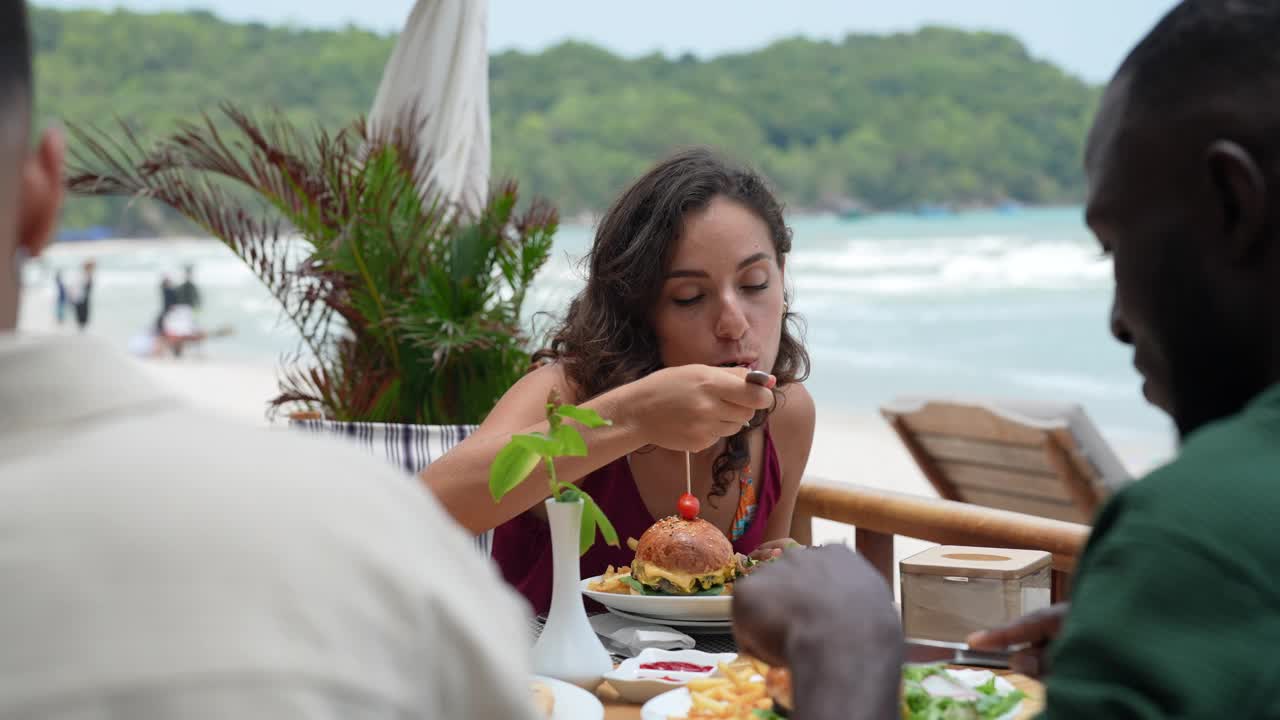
476 362 583 434
767 382 815 482
515 361 584 403
771 382 815 435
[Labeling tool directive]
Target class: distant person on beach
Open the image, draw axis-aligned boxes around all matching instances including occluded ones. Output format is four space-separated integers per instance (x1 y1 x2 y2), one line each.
53 268 66 324
0 5 544 717
174 262 200 310
160 273 177 315
155 272 178 334
68 258 93 330
733 2 1280 719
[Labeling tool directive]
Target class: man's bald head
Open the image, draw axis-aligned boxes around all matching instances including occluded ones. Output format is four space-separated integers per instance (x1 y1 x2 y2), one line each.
0 0 33 331
1084 0 1280 438
0 0 32 175
0 0 63 332
0 1 32 110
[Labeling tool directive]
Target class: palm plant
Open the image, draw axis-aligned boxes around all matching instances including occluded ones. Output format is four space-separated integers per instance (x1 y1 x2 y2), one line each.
66 104 557 424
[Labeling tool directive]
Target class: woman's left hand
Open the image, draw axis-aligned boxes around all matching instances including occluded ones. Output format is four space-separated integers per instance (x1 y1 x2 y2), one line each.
749 538 803 562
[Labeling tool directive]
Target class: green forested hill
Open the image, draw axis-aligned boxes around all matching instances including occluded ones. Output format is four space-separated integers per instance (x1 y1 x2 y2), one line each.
30 7 1100 234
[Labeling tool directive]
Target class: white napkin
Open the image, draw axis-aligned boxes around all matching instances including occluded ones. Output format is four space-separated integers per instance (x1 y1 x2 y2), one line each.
589 613 696 656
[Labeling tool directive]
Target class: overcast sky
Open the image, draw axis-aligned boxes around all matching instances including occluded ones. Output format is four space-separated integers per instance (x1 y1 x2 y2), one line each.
36 1 1181 82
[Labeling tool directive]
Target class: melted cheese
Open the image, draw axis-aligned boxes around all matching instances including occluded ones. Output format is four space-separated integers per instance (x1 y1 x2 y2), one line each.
633 560 734 593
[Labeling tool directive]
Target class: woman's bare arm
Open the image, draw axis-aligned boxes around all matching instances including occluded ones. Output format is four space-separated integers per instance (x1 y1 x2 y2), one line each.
422 363 777 534
419 364 652 534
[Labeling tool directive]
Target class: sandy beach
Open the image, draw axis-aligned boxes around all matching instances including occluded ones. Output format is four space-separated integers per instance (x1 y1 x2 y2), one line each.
90 350 1122 595
20 314 1158 597
133 352 946 585
122 353 1182 594
131 348 941 501
21 308 944 580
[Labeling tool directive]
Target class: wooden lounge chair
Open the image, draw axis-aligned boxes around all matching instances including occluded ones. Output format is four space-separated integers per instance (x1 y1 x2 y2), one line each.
879 397 1132 524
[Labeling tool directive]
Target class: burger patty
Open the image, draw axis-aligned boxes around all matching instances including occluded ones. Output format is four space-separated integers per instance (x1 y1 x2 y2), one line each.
652 577 714 594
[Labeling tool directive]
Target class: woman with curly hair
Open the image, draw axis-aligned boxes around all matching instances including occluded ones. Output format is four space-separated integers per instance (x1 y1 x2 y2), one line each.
421 147 815 615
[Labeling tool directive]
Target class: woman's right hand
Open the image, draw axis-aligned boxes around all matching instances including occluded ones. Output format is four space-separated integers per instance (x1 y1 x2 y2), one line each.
625 365 776 452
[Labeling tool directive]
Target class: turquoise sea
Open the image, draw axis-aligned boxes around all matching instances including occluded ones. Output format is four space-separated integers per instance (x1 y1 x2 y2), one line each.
22 205 1176 462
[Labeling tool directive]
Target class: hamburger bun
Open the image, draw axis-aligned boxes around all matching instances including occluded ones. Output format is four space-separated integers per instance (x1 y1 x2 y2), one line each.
635 516 734 572
765 667 793 713
632 516 736 594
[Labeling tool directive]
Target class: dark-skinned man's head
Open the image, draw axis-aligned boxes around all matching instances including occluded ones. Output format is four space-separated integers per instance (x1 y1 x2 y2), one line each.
1087 0 1280 439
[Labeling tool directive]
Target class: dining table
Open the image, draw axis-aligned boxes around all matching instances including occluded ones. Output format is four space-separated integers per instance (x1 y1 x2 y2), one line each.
595 665 1044 719
535 598 1044 719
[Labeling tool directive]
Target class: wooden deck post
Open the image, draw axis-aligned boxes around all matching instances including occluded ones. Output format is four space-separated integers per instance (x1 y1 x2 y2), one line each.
791 506 814 546
856 527 895 588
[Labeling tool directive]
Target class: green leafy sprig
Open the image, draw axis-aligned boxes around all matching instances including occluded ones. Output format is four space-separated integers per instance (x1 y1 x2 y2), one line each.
488 390 619 555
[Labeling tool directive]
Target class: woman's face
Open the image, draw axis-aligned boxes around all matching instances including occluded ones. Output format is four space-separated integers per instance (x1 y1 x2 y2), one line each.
651 196 786 374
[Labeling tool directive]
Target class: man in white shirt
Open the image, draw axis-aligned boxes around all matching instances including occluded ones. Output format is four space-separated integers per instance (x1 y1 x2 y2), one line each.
0 4 542 718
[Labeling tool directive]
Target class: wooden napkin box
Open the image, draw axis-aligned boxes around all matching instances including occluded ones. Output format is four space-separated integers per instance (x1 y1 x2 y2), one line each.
900 545 1052 642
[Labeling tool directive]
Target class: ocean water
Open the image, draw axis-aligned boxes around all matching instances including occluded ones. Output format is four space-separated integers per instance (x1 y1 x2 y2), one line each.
20 206 1176 463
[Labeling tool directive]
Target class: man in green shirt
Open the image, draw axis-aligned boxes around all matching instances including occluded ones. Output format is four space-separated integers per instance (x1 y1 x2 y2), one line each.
733 2 1280 718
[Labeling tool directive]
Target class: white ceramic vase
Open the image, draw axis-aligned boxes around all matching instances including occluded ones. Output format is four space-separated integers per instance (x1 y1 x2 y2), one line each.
531 497 613 690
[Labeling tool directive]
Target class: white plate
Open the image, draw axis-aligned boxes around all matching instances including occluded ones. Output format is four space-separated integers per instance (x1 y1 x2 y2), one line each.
603 648 738 704
605 606 733 632
641 668 1024 720
581 576 732 621
533 674 605 720
640 686 693 720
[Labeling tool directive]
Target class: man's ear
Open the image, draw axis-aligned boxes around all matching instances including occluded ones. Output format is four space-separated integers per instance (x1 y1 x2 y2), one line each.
18 126 65 260
1206 139 1267 262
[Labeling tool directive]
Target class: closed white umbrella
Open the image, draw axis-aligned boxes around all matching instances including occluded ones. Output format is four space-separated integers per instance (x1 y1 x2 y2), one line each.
369 0 490 216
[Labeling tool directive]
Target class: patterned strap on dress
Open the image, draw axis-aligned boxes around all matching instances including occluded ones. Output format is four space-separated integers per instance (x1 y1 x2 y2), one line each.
730 465 759 541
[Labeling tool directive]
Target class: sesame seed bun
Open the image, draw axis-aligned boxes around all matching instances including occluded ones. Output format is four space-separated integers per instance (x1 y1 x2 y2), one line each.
635 516 734 574
631 516 737 593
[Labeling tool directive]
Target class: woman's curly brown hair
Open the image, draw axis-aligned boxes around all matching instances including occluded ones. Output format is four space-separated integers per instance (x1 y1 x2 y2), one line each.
533 147 810 504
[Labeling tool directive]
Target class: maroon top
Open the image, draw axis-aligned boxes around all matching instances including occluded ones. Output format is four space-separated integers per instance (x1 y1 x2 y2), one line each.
491 426 783 616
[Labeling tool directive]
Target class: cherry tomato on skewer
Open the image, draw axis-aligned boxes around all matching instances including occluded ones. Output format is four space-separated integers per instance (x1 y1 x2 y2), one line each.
677 492 700 520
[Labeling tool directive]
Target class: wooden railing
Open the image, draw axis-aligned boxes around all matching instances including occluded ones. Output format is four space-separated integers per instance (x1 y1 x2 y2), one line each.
790 478 1092 602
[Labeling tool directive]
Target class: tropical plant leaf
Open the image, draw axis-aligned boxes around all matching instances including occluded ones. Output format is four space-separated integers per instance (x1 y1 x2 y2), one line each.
551 424 588 457
510 433 558 457
66 102 557 426
489 442 541 502
576 490 599 555
582 490 619 549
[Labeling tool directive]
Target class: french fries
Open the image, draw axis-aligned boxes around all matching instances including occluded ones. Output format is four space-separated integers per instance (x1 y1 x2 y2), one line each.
675 658 773 720
587 564 633 594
